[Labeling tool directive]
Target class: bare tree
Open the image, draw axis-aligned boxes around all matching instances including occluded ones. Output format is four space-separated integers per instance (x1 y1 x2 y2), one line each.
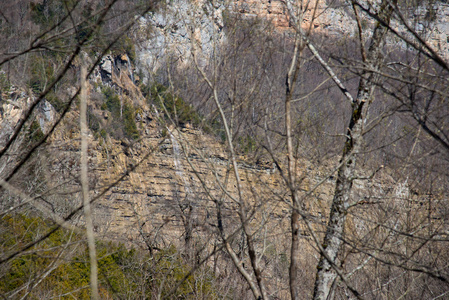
169 0 449 299
1 0 449 299
0 0 159 298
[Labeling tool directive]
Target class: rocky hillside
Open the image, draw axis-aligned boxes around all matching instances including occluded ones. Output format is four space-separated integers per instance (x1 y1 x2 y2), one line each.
0 0 444 250
0 51 417 250
1 1 448 298
0 0 445 256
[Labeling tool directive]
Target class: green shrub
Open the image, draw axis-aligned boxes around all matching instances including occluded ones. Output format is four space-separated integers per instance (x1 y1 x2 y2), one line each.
30 0 64 26
149 83 202 128
0 71 10 93
122 105 139 140
0 214 218 299
46 92 64 113
141 82 230 143
28 55 55 94
88 109 101 133
238 135 256 154
99 128 107 139
113 35 137 64
0 214 82 296
153 245 217 299
101 86 139 140
29 120 45 143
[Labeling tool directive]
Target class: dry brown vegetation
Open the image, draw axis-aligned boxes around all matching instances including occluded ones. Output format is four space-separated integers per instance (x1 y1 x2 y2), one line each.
1 0 449 299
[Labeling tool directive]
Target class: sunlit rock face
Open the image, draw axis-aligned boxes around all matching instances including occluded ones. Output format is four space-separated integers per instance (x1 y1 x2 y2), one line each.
135 0 226 82
0 88 31 148
135 0 449 79
1 0 447 250
0 90 57 149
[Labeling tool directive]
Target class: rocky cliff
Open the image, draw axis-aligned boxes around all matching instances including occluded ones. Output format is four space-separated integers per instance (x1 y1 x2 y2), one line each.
2 0 439 249
2 2 448 299
1 64 413 256
235 0 449 56
135 0 449 78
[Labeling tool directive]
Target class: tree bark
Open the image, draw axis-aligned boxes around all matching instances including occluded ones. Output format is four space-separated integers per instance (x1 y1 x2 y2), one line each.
80 64 99 300
312 1 395 298
285 35 306 300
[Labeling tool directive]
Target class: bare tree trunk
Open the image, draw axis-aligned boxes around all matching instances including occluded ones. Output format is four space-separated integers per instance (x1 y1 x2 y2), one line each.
312 1 395 299
290 203 302 299
80 64 99 300
285 36 306 300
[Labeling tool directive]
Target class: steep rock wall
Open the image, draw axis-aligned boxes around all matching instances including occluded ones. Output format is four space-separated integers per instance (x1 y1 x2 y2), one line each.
135 0 449 76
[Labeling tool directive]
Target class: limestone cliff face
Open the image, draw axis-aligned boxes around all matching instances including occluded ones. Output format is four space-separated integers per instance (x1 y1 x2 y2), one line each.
0 89 57 155
135 0 449 75
0 88 33 147
2 0 438 249
233 0 289 27
49 107 405 251
0 48 420 257
90 125 284 243
135 0 226 80
0 53 288 246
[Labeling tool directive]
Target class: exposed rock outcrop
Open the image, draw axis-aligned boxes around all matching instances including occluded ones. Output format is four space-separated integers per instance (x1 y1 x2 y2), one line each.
135 0 226 81
2 0 444 251
135 0 449 76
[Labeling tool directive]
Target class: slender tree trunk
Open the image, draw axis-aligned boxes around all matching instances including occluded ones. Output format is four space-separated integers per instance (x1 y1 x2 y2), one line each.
312 1 395 298
290 200 302 299
80 64 99 300
286 37 305 300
